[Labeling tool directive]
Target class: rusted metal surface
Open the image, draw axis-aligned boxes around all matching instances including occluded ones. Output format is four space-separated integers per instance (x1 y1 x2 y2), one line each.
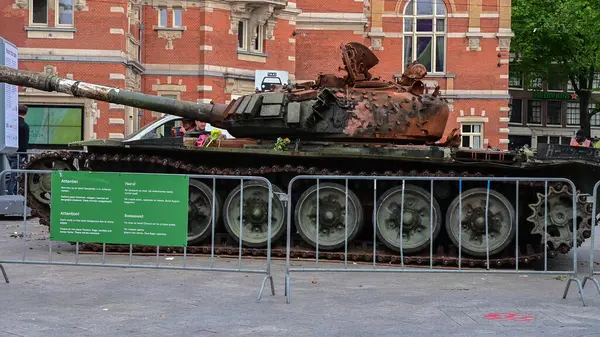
288 89 318 101
340 42 380 83
341 88 449 140
289 42 451 142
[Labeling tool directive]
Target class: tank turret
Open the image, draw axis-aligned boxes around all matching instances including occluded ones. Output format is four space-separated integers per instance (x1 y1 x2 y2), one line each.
0 42 451 144
220 43 451 143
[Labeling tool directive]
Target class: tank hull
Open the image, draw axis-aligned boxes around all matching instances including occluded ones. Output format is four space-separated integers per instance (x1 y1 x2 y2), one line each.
21 140 597 268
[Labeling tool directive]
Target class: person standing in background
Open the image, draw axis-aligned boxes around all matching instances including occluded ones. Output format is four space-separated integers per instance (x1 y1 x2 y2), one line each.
7 104 29 195
570 129 591 147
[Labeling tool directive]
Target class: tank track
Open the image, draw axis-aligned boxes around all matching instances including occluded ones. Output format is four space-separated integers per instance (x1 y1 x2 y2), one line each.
19 150 593 268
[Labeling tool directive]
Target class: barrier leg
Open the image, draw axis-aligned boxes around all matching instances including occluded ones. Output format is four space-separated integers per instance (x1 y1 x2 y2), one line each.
582 276 600 296
269 275 275 296
563 277 587 306
0 264 9 283
256 275 276 302
285 273 291 304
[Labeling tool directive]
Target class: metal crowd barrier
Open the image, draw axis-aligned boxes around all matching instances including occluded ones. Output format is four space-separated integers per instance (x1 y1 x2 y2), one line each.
2 150 86 196
284 175 586 305
0 169 275 302
582 180 600 298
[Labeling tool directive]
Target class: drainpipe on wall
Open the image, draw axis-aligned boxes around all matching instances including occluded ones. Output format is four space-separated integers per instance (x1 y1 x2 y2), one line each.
138 4 144 130
139 4 143 65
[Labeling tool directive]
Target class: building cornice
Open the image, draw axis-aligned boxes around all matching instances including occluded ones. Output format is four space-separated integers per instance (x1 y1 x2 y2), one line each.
296 12 368 25
295 12 367 31
17 48 146 72
143 63 295 81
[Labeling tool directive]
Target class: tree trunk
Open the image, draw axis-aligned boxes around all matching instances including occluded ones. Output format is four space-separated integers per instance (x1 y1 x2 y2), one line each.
579 90 591 137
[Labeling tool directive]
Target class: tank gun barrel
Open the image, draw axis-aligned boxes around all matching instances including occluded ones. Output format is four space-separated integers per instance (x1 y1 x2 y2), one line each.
0 65 226 123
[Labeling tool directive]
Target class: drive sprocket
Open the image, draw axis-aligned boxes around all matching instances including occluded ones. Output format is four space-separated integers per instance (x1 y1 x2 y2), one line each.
526 183 593 253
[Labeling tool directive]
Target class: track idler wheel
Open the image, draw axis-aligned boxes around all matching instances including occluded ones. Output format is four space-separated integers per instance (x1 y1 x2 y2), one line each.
445 188 516 257
294 182 364 251
222 181 286 248
374 184 443 253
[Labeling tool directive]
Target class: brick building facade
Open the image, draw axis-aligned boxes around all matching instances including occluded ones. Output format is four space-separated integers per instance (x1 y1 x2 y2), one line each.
1 0 513 149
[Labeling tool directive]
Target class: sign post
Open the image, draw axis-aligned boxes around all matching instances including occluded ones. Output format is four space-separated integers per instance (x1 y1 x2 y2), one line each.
255 70 289 92
0 37 19 154
50 171 189 246
0 37 26 216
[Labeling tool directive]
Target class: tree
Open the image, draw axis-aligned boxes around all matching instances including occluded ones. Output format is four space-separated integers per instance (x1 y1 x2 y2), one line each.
511 0 600 136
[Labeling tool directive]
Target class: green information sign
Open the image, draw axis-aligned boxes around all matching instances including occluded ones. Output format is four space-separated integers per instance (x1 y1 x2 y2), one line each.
50 171 189 246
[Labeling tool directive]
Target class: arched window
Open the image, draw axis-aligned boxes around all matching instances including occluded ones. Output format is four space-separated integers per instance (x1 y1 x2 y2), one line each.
403 0 447 73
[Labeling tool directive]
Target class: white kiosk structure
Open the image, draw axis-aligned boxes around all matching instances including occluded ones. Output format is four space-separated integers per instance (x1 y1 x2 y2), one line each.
0 37 28 216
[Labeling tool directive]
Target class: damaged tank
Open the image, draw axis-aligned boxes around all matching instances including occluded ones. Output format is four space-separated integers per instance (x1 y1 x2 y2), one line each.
0 42 597 268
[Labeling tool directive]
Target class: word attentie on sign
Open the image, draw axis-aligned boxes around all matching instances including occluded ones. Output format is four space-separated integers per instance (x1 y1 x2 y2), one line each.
49 171 189 247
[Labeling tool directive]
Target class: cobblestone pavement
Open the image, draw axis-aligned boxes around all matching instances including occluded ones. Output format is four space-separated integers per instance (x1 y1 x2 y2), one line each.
1 218 600 337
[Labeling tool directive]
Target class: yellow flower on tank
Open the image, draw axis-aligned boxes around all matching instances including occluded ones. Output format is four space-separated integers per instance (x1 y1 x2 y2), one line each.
205 129 223 147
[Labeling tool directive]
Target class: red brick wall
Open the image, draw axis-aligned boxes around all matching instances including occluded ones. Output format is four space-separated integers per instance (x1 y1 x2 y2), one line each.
141 7 204 65
447 39 505 91
142 7 296 72
448 100 508 149
2 0 128 50
295 31 366 81
2 0 509 149
294 0 364 12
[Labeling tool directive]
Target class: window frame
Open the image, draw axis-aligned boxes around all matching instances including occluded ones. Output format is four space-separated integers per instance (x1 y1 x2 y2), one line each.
173 8 182 27
402 0 447 74
527 100 542 125
509 71 523 89
55 0 74 27
565 101 600 126
546 100 562 125
546 76 563 92
28 0 75 27
527 74 543 90
237 20 248 51
460 123 484 149
509 98 523 123
590 103 600 126
237 20 266 54
158 8 168 27
566 102 580 125
29 0 49 26
254 24 265 53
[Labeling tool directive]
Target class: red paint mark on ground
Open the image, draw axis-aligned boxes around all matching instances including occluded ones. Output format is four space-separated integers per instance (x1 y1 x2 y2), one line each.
483 313 536 322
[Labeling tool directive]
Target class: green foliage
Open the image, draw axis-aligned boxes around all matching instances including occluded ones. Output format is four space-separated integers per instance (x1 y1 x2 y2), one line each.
511 0 600 132
512 0 600 88
273 137 290 151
